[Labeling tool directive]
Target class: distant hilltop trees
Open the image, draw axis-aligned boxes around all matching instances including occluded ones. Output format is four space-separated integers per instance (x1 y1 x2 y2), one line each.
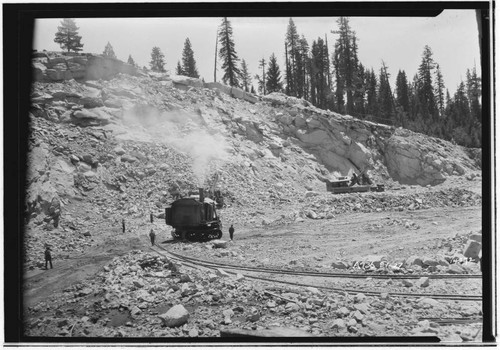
48 16 481 148
53 18 84 53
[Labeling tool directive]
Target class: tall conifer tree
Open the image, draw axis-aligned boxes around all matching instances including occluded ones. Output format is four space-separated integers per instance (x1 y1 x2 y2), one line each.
217 17 241 87
181 38 199 78
266 53 283 93
240 59 252 92
332 17 360 115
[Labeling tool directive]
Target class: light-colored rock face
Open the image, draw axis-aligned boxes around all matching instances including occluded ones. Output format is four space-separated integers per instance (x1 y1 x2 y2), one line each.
29 56 480 198
384 129 476 186
32 53 138 82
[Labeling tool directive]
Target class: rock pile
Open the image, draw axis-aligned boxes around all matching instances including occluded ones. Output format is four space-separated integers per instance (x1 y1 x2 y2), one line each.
24 250 482 339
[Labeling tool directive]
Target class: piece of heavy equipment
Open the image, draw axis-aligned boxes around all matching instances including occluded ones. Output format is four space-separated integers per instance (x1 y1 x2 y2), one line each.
165 188 223 241
326 170 384 194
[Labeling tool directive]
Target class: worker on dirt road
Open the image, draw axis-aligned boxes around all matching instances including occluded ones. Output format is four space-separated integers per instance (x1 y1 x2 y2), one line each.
229 224 235 241
122 219 126 233
150 229 156 246
44 246 53 269
150 212 154 223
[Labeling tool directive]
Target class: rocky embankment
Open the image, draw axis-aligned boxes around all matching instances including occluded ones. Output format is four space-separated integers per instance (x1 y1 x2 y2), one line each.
25 248 481 340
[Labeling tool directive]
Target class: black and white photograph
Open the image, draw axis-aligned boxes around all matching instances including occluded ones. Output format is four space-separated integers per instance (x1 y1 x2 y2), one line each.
4 1 494 345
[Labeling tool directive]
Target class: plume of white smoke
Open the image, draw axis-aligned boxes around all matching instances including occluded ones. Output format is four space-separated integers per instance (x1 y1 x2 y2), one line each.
121 105 230 185
169 130 229 186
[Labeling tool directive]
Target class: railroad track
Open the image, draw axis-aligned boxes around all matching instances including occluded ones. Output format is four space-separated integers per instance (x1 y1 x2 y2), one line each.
162 245 482 280
148 241 483 302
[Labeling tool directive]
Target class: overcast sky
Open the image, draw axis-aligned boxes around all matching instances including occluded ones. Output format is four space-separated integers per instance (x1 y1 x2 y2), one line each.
33 10 481 92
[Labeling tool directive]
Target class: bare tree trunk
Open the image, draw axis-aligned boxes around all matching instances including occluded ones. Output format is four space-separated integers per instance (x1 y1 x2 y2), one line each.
214 30 218 82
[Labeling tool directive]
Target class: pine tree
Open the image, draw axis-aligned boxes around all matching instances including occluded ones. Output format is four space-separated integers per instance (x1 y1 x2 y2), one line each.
395 70 410 113
127 55 136 66
377 61 395 124
54 18 84 53
149 46 166 72
353 63 366 117
218 17 241 87
240 59 252 92
435 64 445 117
285 18 300 97
332 17 360 115
102 42 117 59
266 53 283 93
296 35 309 99
395 70 410 128
309 38 329 108
466 66 481 122
181 38 199 78
176 61 184 75
365 69 378 118
250 85 256 94
417 45 437 119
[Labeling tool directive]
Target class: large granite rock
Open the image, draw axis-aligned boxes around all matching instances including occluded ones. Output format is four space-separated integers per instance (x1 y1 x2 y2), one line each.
158 304 189 327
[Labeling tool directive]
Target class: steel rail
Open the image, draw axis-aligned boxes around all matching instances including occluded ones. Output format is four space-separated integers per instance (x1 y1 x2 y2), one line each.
149 242 482 302
165 248 482 280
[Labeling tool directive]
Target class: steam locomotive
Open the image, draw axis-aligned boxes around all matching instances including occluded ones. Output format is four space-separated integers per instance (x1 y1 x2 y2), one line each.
165 188 223 241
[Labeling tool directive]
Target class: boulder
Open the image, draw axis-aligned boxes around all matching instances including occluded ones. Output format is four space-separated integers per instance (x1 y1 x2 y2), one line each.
402 279 413 287
354 293 366 303
336 306 350 317
158 304 189 328
285 302 300 312
243 92 258 104
417 277 430 288
230 87 245 99
418 298 440 308
422 257 439 267
216 268 231 278
463 240 481 260
353 310 364 321
306 210 318 219
32 62 48 81
212 240 228 249
330 319 346 330
447 264 465 274
405 256 424 267
331 261 349 269
120 155 138 163
172 75 204 89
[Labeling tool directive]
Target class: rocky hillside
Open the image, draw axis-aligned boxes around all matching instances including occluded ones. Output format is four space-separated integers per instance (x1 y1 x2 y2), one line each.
25 53 482 266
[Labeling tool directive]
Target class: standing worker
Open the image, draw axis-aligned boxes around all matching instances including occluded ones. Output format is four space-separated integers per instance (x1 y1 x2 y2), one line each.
150 229 156 246
150 212 154 223
122 219 126 233
44 246 53 269
229 224 235 241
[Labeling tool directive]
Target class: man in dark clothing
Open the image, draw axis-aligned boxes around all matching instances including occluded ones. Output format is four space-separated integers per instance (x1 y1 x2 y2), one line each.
150 212 154 223
122 219 126 233
229 225 234 241
44 247 53 269
150 229 156 246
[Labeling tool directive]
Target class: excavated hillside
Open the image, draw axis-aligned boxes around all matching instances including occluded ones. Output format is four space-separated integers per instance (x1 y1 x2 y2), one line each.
24 53 483 340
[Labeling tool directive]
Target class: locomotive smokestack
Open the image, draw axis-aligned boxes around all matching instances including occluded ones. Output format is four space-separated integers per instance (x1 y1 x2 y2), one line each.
199 188 204 203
